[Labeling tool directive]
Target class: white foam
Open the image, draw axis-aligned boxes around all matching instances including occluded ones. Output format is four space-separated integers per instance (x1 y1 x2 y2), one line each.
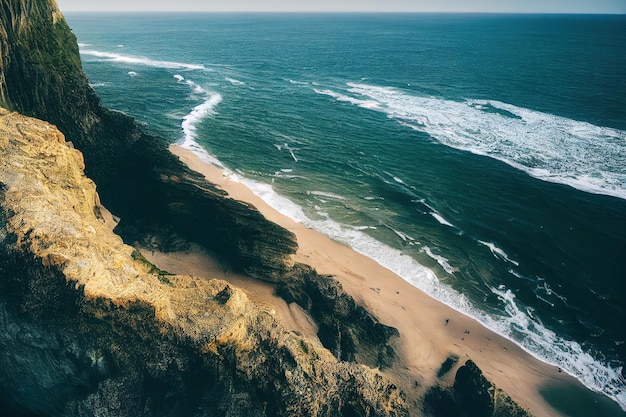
383 171 407 185
314 88 382 110
421 246 458 274
175 78 224 168
319 83 626 200
225 77 245 86
173 74 185 82
127 71 137 77
307 191 346 201
353 225 377 231
430 211 456 228
274 143 299 162
79 49 208 71
387 226 416 243
288 79 309 85
183 79 206 95
180 92 222 140
478 240 520 266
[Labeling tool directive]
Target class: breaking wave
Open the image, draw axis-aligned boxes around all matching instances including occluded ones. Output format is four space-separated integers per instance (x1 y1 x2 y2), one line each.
315 83 626 200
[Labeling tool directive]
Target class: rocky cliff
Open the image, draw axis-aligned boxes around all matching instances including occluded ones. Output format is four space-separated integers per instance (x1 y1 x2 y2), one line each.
0 0 297 281
0 0 402 369
0 108 408 416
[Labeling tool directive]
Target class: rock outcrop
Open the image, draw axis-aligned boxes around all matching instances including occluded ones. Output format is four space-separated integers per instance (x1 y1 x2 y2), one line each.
0 108 408 416
278 264 398 369
424 360 532 417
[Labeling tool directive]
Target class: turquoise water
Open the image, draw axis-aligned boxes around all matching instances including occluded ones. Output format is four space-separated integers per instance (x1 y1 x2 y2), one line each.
65 13 626 410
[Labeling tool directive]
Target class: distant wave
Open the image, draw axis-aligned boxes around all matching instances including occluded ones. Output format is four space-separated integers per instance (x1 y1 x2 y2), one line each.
430 211 455 228
478 240 519 266
287 79 309 85
314 88 381 110
421 246 457 274
225 77 245 86
315 83 626 200
307 190 346 201
79 48 208 71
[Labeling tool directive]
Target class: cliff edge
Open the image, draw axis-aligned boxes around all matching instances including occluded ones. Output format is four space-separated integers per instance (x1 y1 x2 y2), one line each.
0 108 408 416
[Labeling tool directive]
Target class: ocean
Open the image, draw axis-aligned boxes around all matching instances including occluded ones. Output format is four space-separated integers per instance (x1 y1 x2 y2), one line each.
64 12 626 411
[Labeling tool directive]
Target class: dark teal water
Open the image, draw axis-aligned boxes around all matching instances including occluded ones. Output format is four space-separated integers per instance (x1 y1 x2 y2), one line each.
65 13 626 409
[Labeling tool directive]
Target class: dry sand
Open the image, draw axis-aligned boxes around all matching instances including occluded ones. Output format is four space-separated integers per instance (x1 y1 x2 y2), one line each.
147 144 595 417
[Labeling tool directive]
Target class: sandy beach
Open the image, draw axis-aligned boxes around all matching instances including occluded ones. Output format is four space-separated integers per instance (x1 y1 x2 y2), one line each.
150 144 610 417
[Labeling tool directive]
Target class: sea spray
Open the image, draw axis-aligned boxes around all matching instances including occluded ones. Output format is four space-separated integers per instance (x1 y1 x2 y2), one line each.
177 78 224 167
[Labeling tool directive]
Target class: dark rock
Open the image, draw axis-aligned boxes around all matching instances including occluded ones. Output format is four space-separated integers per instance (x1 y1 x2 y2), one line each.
423 385 459 417
215 284 233 304
453 360 495 416
423 360 533 417
278 263 399 369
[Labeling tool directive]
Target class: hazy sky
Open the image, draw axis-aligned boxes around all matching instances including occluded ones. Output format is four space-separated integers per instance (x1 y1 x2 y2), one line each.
56 0 626 14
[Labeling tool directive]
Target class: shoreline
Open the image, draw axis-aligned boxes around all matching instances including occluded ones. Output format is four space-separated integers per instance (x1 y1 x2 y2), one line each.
164 143 613 417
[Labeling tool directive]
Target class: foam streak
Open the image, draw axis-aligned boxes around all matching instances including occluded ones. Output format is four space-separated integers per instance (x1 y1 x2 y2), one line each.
80 49 207 71
316 83 626 200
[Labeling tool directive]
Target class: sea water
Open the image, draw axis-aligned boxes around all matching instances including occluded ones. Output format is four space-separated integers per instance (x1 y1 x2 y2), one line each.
65 13 626 411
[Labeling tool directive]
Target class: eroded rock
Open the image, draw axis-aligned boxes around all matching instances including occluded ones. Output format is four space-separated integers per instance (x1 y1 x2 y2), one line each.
0 109 408 416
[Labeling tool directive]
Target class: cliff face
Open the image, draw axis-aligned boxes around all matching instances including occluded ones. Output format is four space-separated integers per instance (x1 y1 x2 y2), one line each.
0 108 408 416
0 0 401 368
0 0 297 282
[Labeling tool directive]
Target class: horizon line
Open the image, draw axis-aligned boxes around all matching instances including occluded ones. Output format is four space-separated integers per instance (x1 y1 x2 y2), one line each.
61 10 626 15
